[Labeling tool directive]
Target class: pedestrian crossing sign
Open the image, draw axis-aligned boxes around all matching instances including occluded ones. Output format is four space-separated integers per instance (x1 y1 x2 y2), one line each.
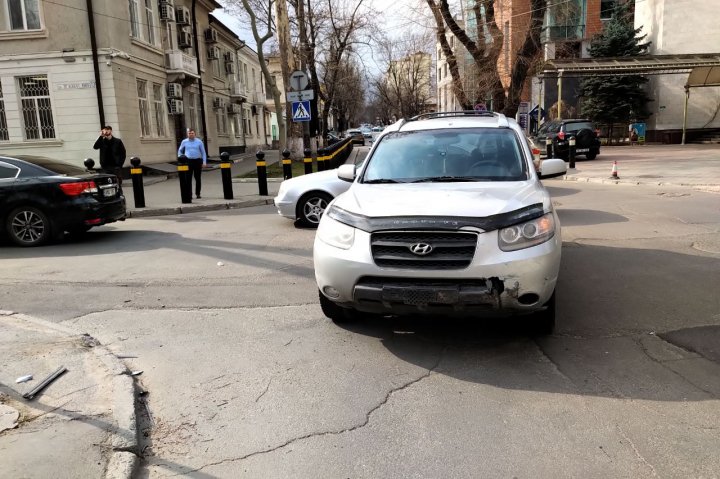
292 101 311 122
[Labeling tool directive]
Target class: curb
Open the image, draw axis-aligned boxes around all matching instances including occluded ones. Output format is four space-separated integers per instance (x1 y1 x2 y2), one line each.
127 198 274 218
562 175 720 193
1 311 138 479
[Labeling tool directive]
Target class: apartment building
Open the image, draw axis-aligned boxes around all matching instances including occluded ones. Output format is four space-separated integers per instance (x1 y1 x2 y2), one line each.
0 0 266 166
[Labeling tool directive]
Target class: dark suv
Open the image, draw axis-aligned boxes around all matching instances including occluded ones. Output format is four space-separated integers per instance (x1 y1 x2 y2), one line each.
530 119 600 160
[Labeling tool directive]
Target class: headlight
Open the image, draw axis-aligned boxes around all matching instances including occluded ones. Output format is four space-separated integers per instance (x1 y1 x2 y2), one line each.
317 214 355 249
498 212 555 251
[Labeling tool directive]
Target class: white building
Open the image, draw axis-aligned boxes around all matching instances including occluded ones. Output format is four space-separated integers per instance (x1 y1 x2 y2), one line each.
634 0 720 141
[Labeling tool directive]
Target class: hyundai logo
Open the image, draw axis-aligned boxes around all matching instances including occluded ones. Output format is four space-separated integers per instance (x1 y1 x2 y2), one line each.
409 243 433 256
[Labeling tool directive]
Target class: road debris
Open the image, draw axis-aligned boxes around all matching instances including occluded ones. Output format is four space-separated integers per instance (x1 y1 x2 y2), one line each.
217 261 225 267
22 366 67 400
15 375 33 383
0 404 20 432
130 370 144 376
117 355 139 359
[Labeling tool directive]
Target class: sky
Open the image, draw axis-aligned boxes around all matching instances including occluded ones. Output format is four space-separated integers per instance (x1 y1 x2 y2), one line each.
211 0 436 54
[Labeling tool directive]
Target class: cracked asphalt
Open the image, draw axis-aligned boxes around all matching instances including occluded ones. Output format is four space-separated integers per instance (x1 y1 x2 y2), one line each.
1 179 719 478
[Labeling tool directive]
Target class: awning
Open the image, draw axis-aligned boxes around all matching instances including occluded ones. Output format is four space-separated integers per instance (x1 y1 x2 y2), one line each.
540 53 720 77
686 66 720 88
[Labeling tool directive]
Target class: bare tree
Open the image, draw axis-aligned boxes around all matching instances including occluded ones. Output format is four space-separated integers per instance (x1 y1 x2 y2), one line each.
227 0 288 153
425 0 547 116
372 31 435 120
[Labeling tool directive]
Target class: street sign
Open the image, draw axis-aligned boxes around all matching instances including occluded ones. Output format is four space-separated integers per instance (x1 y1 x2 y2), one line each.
286 89 314 102
292 101 311 122
289 70 309 91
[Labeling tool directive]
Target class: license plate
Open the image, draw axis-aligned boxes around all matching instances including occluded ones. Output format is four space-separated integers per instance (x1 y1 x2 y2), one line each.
103 187 116 197
576 148 590 153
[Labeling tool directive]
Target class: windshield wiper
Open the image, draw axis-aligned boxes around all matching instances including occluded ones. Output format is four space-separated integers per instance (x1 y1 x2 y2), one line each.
410 176 485 183
363 178 403 184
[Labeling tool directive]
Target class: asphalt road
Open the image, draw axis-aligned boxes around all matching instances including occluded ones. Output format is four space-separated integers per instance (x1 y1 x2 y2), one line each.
1 179 719 478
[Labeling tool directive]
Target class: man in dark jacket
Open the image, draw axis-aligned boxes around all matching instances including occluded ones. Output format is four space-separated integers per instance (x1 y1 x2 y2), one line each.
93 125 126 184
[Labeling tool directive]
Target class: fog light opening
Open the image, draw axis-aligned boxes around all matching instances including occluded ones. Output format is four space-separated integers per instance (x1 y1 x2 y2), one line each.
518 293 540 305
323 286 341 299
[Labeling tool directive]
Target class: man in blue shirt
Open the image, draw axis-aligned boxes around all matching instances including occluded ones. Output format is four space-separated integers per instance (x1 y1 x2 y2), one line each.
178 128 207 199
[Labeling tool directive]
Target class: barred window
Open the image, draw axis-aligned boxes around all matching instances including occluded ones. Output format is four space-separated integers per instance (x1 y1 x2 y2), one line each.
17 75 55 140
0 83 8 141
136 79 150 137
8 0 41 30
128 0 140 38
152 83 166 137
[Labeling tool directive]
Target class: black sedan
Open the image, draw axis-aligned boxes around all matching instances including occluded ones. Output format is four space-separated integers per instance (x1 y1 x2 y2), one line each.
0 155 126 246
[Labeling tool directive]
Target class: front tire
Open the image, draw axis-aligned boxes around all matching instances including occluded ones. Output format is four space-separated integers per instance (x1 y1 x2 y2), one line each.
585 150 598 160
6 206 52 247
297 191 332 228
319 290 356 323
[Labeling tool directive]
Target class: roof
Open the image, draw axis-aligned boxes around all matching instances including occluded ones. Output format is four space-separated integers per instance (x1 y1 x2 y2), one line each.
540 53 720 77
387 111 513 132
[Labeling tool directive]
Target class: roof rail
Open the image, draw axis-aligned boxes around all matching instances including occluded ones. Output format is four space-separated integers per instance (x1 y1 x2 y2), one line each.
410 111 501 121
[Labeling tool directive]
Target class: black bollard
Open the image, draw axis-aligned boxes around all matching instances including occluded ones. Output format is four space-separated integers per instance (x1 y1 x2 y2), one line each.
219 151 233 200
83 158 96 171
303 148 312 175
568 136 576 169
177 155 192 204
545 137 553 158
317 147 327 172
282 149 292 180
129 157 145 208
256 150 268 196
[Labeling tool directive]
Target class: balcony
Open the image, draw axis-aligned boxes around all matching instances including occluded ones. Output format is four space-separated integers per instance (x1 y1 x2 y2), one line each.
230 81 247 99
541 24 586 43
165 50 198 77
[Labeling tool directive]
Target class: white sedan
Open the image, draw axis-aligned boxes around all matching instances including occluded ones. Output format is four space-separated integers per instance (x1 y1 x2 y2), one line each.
274 157 364 227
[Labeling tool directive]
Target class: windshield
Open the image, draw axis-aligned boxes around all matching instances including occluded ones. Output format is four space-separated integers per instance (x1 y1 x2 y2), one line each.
362 128 527 183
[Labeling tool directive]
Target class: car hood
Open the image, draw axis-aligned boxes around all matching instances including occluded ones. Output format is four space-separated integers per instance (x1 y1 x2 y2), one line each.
335 181 551 219
282 168 339 188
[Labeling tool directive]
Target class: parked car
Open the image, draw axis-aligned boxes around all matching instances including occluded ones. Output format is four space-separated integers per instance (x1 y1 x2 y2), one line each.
327 132 341 144
360 127 373 139
313 111 567 333
529 119 600 160
346 129 365 146
274 154 365 227
0 155 126 246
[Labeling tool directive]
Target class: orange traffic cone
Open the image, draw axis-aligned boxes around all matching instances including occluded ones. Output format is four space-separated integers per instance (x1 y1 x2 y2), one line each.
610 160 619 179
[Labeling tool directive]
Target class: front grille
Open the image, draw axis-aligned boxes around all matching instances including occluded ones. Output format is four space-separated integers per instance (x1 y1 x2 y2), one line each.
370 231 477 270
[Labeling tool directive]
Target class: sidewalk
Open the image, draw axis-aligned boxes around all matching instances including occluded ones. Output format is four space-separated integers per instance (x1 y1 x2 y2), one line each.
0 311 137 479
562 144 720 193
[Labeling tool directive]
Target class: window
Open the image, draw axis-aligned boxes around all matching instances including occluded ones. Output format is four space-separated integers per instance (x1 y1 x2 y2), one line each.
187 91 196 129
129 0 157 45
255 114 259 138
600 0 616 20
144 0 156 45
129 0 140 38
136 79 150 137
17 75 55 140
0 83 8 141
0 162 20 179
243 107 251 135
216 102 228 135
152 83 166 137
7 0 41 30
213 50 222 77
233 115 242 138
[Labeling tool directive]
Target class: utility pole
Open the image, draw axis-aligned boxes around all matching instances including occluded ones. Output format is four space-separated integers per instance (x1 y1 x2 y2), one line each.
275 0 300 148
297 0 311 150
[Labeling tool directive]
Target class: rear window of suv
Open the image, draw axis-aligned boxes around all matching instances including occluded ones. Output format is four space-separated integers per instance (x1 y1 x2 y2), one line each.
563 121 594 133
363 128 527 182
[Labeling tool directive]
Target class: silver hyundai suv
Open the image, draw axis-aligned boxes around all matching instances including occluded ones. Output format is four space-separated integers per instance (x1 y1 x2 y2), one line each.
313 112 567 333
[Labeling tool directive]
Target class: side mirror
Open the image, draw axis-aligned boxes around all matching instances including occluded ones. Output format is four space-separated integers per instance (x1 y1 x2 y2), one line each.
337 164 356 183
539 158 567 179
